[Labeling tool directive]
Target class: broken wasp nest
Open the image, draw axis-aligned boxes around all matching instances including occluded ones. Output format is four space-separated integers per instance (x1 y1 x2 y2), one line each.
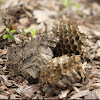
52 20 88 58
40 20 89 93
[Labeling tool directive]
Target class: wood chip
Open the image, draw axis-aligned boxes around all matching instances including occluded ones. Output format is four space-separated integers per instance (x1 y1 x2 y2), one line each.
16 85 40 97
0 58 6 64
58 89 70 99
19 17 30 26
72 86 80 93
92 83 100 88
0 94 8 99
0 49 7 57
69 90 90 99
86 89 100 99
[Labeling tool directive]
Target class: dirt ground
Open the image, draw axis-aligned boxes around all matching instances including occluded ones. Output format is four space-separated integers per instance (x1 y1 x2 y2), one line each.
0 0 100 99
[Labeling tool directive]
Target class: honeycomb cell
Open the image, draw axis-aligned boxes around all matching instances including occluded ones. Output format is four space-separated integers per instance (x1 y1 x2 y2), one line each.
63 49 68 54
72 44 77 50
68 50 73 55
59 35 63 44
70 39 74 44
66 44 71 50
75 35 79 40
63 38 68 44
63 34 67 39
61 44 65 49
59 29 63 33
78 40 82 45
80 33 86 37
72 28 77 34
77 46 81 51
75 50 79 55
68 29 71 34
63 29 68 33
68 34 73 39
62 25 66 29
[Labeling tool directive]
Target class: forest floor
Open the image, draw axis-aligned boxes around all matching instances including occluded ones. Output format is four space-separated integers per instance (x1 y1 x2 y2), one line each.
0 0 100 99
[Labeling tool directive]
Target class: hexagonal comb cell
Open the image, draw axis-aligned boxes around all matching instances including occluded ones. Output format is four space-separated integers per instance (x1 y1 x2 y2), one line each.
52 20 88 57
70 39 74 44
72 44 77 50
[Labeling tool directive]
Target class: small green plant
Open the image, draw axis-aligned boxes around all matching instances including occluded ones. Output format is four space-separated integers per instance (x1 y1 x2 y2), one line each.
30 29 37 37
75 2 80 9
21 28 37 37
22 28 28 36
3 28 16 40
0 0 4 2
61 0 80 9
61 0 72 7
75 11 87 19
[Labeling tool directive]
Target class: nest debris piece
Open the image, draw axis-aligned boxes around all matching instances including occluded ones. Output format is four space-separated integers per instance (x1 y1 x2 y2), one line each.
7 34 57 79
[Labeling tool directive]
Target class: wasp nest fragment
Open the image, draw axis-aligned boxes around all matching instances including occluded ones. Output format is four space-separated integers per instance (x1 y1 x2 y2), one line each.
39 20 89 94
40 55 85 92
52 20 88 59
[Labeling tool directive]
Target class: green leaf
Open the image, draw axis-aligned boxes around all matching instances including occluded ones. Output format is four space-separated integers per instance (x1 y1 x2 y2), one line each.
3 34 8 39
8 36 11 40
10 30 16 33
22 28 26 36
6 28 9 32
0 0 4 2
75 2 80 9
62 0 71 7
31 29 37 37
9 35 15 40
